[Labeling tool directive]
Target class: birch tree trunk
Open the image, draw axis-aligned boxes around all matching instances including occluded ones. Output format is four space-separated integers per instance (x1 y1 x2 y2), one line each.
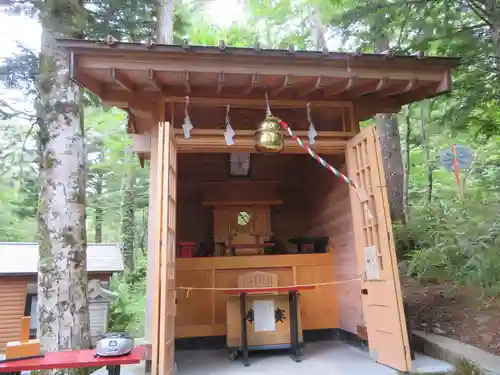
145 3 175 373
308 6 327 50
156 0 174 43
37 2 90 373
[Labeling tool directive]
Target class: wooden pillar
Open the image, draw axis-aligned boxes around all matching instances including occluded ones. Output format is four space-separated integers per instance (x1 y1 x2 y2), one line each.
144 101 164 372
145 130 158 341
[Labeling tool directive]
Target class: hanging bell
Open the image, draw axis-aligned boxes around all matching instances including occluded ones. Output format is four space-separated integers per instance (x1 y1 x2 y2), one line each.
254 115 284 153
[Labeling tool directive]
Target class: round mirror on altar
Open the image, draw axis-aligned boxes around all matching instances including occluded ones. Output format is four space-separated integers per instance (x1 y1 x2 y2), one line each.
237 211 251 226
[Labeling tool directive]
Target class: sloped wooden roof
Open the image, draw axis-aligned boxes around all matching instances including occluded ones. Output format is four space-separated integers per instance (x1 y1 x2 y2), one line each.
0 242 124 275
56 38 459 130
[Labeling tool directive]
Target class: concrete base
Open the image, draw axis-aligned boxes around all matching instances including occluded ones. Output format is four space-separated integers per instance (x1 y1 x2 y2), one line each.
174 341 454 375
51 340 454 375
414 330 500 375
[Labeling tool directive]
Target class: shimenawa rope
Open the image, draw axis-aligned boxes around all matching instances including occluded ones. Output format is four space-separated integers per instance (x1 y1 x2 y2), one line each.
177 277 362 298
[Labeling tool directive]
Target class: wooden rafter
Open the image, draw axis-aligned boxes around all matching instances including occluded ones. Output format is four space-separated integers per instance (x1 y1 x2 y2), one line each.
326 77 356 96
74 70 102 96
148 69 164 92
270 74 293 97
217 72 225 94
299 76 324 97
109 68 135 92
374 79 418 98
183 71 191 94
339 78 387 98
244 74 260 95
105 90 402 115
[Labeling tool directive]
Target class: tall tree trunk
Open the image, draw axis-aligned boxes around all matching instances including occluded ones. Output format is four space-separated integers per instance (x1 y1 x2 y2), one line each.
376 113 406 223
37 26 91 375
145 3 175 373
375 38 406 224
95 169 103 243
403 105 412 224
486 0 500 58
156 0 174 43
308 6 327 50
120 165 136 270
420 101 433 203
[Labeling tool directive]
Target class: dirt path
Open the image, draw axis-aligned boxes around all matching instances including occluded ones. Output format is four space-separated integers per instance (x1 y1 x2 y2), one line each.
402 277 500 355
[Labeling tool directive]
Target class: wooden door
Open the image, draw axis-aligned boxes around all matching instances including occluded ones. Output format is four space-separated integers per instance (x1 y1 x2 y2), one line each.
152 121 177 375
346 126 411 372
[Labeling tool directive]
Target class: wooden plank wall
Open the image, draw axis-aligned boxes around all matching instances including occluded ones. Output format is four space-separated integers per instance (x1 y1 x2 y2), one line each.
0 276 28 350
302 156 364 334
177 154 309 251
176 153 364 336
175 254 337 338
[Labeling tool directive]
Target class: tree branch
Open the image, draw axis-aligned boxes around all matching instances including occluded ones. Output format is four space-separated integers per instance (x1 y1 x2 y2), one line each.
464 0 492 25
0 99 35 120
18 119 37 182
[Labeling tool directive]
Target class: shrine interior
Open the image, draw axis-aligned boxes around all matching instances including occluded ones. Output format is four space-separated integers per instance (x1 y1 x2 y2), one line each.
176 152 350 258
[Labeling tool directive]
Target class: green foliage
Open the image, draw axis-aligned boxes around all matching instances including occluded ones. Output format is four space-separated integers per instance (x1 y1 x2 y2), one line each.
454 359 484 375
327 0 500 136
108 258 147 336
397 200 500 291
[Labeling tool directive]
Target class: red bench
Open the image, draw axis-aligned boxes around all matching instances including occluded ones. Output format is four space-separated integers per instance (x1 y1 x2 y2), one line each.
0 346 145 375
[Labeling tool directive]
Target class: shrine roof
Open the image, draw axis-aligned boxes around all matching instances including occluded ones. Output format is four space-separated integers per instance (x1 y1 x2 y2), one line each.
56 38 459 120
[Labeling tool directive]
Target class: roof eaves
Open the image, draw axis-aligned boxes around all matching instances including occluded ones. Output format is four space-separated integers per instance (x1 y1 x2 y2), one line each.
54 38 461 68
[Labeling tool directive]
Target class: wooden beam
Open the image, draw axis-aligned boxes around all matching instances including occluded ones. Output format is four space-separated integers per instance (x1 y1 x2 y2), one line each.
217 72 225 94
75 71 103 96
131 133 152 153
109 67 135 92
163 95 350 108
326 78 356 96
346 78 387 97
244 74 260 95
176 129 355 138
394 81 444 104
128 95 156 120
127 111 137 133
183 71 191 94
99 89 402 114
374 78 388 92
299 76 324 97
76 52 450 82
129 129 352 155
174 129 347 154
148 70 164 92
373 79 417 98
270 74 293 97
438 70 452 92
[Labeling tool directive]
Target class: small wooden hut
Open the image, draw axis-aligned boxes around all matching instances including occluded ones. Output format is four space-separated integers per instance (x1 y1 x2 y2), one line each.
56 38 459 374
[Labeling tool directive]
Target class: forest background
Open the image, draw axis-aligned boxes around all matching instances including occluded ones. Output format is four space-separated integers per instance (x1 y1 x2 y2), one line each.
1 0 499 351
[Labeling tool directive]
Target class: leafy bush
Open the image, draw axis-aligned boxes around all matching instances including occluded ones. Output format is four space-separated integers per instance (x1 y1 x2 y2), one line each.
108 259 147 337
395 199 500 294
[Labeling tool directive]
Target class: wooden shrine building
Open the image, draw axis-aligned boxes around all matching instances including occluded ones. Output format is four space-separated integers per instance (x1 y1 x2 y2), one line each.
56 38 459 375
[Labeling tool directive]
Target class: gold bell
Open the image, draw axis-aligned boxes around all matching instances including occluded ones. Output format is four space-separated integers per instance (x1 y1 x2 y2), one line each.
255 115 284 153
